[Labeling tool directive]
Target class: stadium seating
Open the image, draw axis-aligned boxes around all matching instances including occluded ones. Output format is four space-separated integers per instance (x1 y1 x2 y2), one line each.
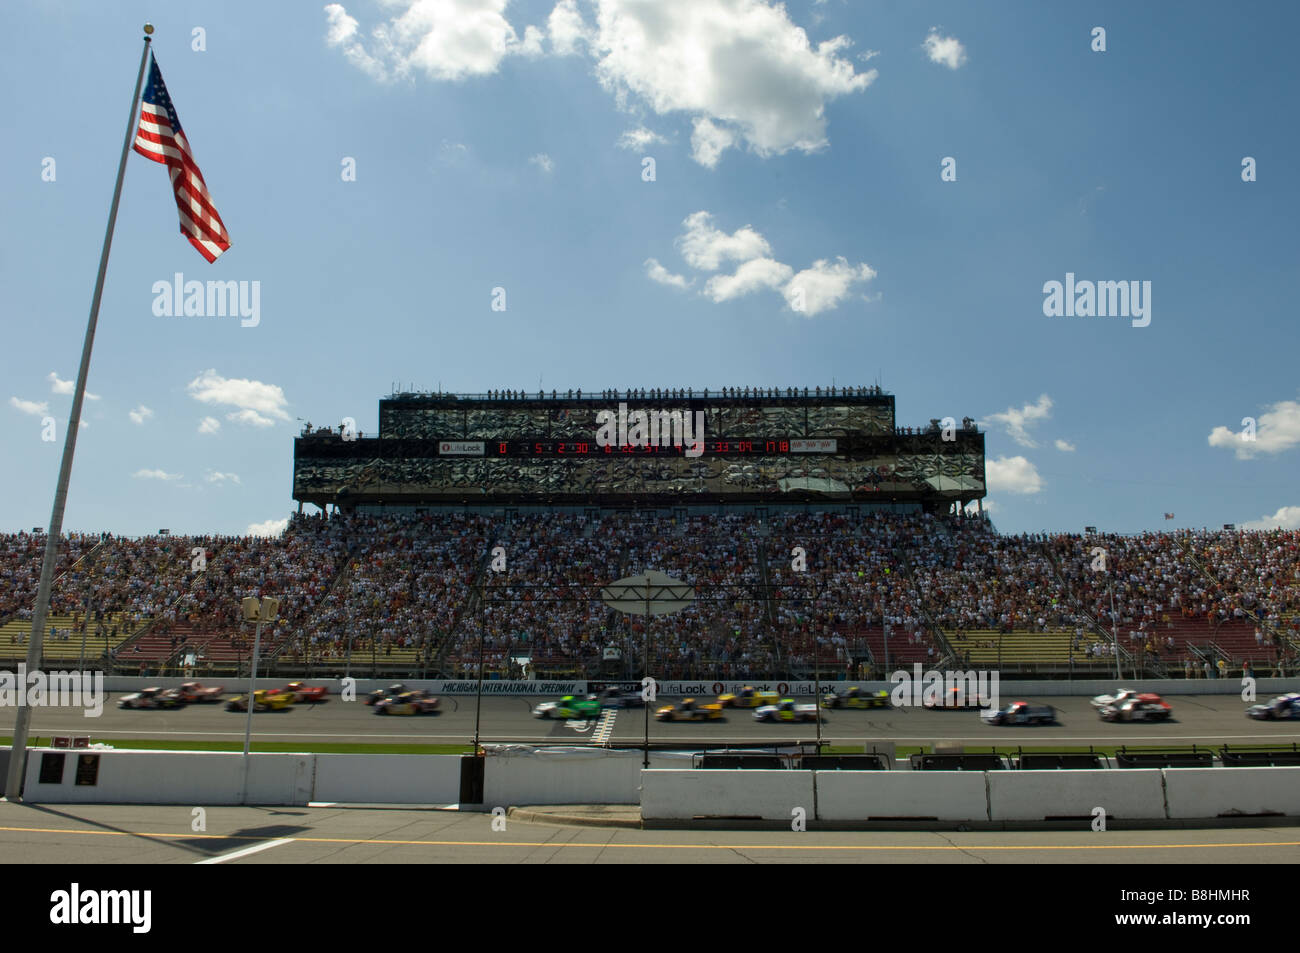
1 513 1296 679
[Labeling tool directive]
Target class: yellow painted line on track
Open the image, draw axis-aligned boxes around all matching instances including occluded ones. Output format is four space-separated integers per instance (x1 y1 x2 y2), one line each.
0 825 1299 852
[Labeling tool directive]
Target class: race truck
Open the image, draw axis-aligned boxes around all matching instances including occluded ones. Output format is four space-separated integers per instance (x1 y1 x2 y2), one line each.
980 701 1057 725
754 699 821 723
533 695 601 719
225 689 295 712
175 682 223 703
118 687 186 709
282 681 329 703
821 687 890 709
655 698 724 721
718 686 780 708
595 687 646 709
365 683 408 706
1246 692 1300 720
922 686 990 711
1090 688 1144 709
374 690 440 715
1097 694 1172 722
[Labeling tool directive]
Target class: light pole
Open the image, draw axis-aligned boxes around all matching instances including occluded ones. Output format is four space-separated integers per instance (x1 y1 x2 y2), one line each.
240 595 279 804
1109 577 1123 681
600 572 694 770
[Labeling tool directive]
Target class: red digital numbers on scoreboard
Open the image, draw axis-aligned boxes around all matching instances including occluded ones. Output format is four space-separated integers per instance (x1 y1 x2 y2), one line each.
498 442 508 454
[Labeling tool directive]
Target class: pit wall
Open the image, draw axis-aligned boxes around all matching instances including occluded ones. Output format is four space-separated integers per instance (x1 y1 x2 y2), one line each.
640 766 1300 826
14 745 687 807
16 745 1300 828
73 677 1300 697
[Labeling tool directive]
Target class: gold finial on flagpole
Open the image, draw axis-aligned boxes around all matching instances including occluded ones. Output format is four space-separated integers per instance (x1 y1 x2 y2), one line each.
143 22 154 36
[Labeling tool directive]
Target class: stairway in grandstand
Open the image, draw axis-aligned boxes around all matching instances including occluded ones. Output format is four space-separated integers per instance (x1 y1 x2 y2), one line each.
1037 542 1144 674
430 536 498 677
111 538 237 667
263 540 362 671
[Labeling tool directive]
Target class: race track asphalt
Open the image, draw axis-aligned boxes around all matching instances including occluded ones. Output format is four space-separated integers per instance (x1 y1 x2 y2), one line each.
2 802 1299 864
3 693 1299 748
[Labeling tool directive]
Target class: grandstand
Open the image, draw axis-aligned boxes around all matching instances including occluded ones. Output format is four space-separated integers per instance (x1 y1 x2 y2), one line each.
2 388 1298 681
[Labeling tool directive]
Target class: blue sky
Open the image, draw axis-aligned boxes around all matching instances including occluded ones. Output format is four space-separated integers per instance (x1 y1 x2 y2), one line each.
2 0 1298 538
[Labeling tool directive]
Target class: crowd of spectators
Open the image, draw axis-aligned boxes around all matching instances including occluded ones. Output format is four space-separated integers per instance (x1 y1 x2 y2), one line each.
2 511 1297 677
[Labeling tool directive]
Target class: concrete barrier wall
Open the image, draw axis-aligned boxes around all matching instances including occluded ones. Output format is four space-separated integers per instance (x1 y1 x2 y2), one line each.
988 769 1166 820
312 753 461 804
815 770 989 822
94 677 585 696
1164 766 1300 818
484 747 691 806
81 676 1300 697
641 770 815 820
22 749 313 805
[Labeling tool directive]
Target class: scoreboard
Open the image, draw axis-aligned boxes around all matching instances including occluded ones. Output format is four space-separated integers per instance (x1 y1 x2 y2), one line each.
293 391 985 507
437 438 840 456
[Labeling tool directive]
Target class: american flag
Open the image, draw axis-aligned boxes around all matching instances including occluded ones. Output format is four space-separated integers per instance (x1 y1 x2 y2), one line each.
133 55 230 263
1164 512 1175 520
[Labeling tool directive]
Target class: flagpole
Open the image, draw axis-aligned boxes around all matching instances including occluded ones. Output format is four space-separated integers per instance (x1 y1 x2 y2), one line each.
4 24 155 801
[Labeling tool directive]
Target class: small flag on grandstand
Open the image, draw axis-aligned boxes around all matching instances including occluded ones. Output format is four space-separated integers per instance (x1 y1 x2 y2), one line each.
132 55 231 262
1163 513 1175 520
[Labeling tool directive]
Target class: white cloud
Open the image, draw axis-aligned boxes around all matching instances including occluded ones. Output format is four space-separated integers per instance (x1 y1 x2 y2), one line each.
187 369 290 426
198 416 221 434
548 0 591 56
591 0 876 166
9 397 48 416
1055 439 1076 452
529 152 555 173
984 395 1053 448
326 1 875 168
644 258 692 290
129 405 154 425
46 372 99 400
704 257 794 302
783 257 876 316
690 117 736 168
676 211 772 271
517 24 545 58
1242 505 1300 531
438 140 470 164
985 456 1043 494
226 409 277 428
658 210 873 316
134 469 181 481
617 126 666 152
923 30 966 69
323 0 546 82
207 471 242 485
247 518 289 538
1208 399 1300 459
964 499 998 516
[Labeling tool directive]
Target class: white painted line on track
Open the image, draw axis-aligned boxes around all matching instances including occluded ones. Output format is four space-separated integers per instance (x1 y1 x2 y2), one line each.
195 837 295 864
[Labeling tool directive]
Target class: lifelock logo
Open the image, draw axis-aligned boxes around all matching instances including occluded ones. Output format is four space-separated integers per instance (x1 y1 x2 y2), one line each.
152 272 261 327
50 884 151 933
